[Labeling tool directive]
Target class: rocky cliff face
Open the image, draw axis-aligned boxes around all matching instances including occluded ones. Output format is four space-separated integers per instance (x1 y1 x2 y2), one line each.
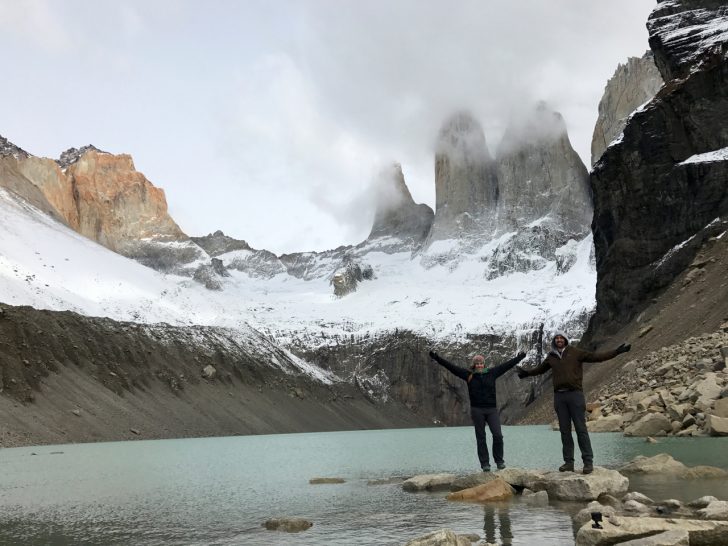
367 163 434 247
428 111 499 241
591 52 664 166
589 0 728 339
497 102 592 234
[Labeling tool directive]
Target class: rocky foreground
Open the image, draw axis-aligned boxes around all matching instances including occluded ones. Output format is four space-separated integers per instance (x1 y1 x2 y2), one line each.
264 453 728 545
586 328 728 437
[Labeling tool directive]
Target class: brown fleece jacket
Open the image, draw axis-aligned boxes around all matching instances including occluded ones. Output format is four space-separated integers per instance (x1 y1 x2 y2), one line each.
523 345 619 392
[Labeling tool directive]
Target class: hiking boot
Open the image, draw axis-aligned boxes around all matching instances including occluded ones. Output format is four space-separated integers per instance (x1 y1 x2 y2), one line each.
496 463 506 470
559 462 574 472
482 465 491 472
583 464 594 475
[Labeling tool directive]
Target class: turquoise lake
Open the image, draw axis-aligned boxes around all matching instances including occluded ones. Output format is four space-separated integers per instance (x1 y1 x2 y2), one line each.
1 426 727 545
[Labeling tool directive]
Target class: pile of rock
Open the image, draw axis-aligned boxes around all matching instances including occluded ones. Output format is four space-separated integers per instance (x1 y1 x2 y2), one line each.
587 330 728 436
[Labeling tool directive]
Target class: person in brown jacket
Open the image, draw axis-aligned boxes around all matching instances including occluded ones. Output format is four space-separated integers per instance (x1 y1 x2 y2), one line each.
516 331 630 474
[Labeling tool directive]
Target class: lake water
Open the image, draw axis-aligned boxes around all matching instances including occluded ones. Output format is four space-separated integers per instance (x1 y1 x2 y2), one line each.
1 426 727 545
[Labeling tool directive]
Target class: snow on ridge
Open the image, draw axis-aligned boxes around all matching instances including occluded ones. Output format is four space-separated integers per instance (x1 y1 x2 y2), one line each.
0 187 597 353
679 146 728 165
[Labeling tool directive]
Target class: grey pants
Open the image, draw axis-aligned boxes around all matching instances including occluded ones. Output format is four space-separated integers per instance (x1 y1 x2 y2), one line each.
470 406 504 467
554 390 593 464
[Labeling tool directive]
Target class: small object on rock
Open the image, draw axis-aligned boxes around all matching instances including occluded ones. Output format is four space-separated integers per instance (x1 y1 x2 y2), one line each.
309 477 345 484
263 517 313 533
130 428 140 435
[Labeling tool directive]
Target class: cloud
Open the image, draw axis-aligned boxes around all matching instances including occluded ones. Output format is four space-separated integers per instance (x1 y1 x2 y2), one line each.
0 0 73 51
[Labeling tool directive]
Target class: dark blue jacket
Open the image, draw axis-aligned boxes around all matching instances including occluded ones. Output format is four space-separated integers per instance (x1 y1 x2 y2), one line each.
433 354 523 408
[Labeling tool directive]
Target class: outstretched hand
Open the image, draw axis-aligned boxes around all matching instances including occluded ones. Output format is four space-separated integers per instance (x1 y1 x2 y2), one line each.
516 351 527 361
616 343 631 354
428 350 438 360
516 367 528 379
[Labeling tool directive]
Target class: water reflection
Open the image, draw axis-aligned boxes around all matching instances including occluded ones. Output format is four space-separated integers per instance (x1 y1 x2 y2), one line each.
482 503 513 545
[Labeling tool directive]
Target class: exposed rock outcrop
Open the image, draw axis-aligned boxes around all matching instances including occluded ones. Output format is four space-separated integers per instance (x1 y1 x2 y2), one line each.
366 163 433 247
0 134 31 160
497 101 592 233
191 230 252 257
427 111 498 241
591 52 663 166
589 0 728 337
56 145 108 169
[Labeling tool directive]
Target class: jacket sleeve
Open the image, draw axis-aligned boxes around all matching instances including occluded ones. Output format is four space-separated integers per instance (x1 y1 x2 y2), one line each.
492 355 525 378
580 347 619 363
432 354 471 381
523 358 551 377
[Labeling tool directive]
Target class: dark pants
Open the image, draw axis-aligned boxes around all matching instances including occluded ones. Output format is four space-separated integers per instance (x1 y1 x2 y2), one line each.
554 390 593 464
470 406 504 468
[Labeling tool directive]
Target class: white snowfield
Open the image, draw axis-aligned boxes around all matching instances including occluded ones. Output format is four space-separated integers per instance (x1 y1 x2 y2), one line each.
0 188 596 351
680 147 728 165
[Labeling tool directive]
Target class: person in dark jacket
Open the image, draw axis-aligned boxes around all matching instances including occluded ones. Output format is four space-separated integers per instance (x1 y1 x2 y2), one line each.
429 350 526 472
516 331 630 474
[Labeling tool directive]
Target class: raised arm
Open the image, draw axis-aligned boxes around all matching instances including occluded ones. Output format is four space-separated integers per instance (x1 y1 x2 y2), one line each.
518 358 551 378
492 352 527 378
428 351 470 381
581 343 630 363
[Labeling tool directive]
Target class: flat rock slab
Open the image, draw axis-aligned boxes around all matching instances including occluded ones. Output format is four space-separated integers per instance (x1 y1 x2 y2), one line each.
404 528 479 546
402 473 457 492
309 477 346 484
575 516 728 546
495 468 546 488
263 518 313 533
526 468 629 501
446 477 513 503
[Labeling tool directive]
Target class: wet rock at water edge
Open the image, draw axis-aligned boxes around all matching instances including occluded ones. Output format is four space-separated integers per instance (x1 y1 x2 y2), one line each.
446 477 514 502
404 528 482 546
309 477 345 484
263 517 313 533
402 473 457 492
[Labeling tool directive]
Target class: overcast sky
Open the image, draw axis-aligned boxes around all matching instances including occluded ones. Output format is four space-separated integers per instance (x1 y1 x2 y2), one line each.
1 0 656 254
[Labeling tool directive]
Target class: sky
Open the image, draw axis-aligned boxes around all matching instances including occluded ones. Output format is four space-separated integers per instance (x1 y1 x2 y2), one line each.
1 0 656 254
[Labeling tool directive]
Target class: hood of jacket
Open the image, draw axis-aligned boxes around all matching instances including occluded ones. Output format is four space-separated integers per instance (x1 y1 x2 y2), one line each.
550 330 570 355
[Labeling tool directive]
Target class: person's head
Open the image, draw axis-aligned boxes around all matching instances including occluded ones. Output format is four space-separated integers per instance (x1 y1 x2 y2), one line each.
471 354 485 370
552 332 569 350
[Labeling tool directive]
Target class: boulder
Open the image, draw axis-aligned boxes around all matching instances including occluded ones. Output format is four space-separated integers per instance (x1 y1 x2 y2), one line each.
623 491 655 505
526 467 628 502
697 500 728 520
623 499 652 514
263 518 313 533
495 467 545 488
575 517 728 546
404 528 476 546
705 414 728 436
588 415 624 432
714 398 728 418
403 474 457 492
624 413 672 437
446 477 513 502
521 489 549 504
687 496 719 509
450 472 500 492
619 454 727 479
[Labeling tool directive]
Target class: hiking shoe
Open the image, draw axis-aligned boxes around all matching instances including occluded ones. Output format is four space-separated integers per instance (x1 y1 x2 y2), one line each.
496 463 506 470
583 464 594 475
559 462 574 472
482 465 491 472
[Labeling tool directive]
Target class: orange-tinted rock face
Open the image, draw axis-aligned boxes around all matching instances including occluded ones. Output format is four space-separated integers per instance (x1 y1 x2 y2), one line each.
0 149 187 255
15 156 80 230
64 152 186 252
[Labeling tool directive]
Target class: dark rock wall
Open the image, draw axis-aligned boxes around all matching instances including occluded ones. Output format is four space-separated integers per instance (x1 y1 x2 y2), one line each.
588 0 728 339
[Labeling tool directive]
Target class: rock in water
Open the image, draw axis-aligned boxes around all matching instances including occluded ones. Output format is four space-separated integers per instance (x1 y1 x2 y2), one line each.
263 518 313 533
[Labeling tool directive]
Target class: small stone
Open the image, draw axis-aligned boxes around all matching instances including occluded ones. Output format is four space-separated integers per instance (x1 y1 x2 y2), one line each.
71 409 81 417
201 365 216 379
309 477 345 484
130 428 140 435
263 518 313 533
